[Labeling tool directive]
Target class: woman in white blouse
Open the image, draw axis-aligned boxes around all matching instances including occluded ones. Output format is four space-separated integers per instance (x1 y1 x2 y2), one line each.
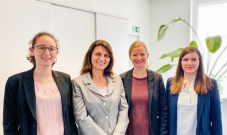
3 32 78 135
72 40 129 135
166 46 222 135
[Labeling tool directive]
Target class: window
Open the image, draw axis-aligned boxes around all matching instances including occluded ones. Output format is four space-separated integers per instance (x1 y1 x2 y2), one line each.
198 2 227 98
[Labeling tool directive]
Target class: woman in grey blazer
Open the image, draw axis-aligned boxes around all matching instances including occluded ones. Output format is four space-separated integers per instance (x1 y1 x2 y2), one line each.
72 40 129 135
120 41 168 135
3 32 77 135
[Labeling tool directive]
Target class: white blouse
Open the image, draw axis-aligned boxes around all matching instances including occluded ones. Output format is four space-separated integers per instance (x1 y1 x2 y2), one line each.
35 81 64 135
177 76 198 135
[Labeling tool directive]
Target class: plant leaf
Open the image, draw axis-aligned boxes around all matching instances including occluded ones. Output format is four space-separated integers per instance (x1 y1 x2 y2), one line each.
157 17 182 41
156 64 173 73
205 36 222 53
160 48 184 62
189 41 198 47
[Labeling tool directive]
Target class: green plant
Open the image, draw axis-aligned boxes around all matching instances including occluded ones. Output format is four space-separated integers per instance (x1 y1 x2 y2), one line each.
156 17 227 93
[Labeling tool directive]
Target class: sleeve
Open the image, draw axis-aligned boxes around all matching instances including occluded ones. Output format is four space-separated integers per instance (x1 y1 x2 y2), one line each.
112 81 129 135
72 80 108 135
67 77 78 135
210 79 222 135
159 76 168 135
3 77 19 135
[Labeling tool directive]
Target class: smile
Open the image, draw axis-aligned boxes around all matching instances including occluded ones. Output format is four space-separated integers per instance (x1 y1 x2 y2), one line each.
97 61 105 65
42 57 51 61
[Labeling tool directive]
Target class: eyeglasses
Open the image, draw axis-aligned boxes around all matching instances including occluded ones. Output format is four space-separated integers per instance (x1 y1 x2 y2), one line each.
35 45 58 54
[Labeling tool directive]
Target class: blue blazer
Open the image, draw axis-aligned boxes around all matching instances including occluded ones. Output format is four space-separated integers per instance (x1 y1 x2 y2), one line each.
166 78 222 135
3 67 78 135
120 69 168 135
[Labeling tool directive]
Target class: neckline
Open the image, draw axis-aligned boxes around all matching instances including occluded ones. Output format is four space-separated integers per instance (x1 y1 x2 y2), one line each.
132 75 148 80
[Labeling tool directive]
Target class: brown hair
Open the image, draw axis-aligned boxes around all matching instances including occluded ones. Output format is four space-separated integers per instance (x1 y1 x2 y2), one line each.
170 46 213 94
80 40 114 78
27 32 59 67
129 40 149 68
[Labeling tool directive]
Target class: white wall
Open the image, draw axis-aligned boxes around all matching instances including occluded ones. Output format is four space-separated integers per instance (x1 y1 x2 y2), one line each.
0 0 151 134
149 0 190 83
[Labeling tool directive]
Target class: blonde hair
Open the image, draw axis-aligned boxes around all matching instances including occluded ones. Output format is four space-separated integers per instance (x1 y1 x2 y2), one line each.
170 46 213 94
129 40 149 68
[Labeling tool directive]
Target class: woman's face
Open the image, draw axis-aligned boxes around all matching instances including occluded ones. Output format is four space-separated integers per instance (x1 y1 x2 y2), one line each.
30 35 58 68
181 52 200 76
91 46 110 72
130 45 149 69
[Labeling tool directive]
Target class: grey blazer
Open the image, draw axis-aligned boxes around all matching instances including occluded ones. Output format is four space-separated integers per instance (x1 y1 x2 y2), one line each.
72 72 129 135
120 69 168 135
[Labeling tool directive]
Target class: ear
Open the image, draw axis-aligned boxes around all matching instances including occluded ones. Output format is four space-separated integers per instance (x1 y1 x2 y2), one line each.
129 55 132 61
29 47 35 56
147 53 149 58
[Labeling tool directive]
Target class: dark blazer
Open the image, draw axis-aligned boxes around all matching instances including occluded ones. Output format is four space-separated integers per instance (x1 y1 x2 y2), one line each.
3 67 78 135
166 78 222 135
120 69 168 135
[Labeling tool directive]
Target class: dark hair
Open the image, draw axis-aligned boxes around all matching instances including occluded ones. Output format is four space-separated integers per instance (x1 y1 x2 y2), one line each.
170 46 213 94
80 40 114 78
27 32 59 67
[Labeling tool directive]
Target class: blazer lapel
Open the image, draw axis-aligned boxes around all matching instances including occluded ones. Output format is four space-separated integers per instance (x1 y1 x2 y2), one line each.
53 71 67 115
83 73 100 95
196 93 205 133
124 69 133 107
147 70 155 117
106 76 115 95
23 68 36 121
170 93 178 135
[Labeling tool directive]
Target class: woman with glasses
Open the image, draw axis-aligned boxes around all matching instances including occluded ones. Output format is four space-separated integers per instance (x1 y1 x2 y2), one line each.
3 32 78 135
72 40 129 135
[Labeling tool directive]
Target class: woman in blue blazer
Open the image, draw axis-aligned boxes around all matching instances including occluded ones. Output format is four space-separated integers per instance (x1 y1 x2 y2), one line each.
166 46 222 135
3 32 77 135
120 41 168 135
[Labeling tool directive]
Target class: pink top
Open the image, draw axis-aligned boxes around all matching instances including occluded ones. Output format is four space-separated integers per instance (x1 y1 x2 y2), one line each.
35 81 64 135
126 76 151 135
97 86 108 97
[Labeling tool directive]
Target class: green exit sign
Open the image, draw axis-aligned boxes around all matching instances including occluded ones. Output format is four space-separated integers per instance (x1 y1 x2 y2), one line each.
132 26 140 33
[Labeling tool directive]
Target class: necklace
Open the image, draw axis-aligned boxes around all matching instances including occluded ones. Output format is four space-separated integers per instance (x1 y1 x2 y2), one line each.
94 76 106 82
95 77 106 82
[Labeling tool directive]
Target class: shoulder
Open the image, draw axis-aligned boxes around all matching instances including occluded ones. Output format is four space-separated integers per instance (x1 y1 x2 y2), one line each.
72 73 86 84
210 78 217 84
167 77 173 83
112 73 121 81
7 69 32 82
53 70 70 78
53 70 71 80
147 69 162 77
209 78 218 91
147 69 164 82
119 70 130 79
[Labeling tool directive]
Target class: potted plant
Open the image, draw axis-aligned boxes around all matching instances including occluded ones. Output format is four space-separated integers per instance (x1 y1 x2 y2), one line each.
156 17 227 94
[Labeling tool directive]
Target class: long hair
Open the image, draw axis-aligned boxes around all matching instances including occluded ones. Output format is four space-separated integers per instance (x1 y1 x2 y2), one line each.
27 32 59 67
170 46 213 94
80 40 114 78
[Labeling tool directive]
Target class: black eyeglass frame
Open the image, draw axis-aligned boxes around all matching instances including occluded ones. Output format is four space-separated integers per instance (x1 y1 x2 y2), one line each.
34 45 58 54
